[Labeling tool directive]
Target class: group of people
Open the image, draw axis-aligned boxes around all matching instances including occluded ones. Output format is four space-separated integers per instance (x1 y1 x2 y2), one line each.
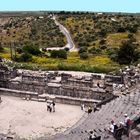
81 103 98 114
81 104 92 114
46 101 55 113
108 114 133 139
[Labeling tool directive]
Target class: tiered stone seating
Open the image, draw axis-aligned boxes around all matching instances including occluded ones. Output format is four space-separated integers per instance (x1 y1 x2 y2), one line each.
47 86 140 140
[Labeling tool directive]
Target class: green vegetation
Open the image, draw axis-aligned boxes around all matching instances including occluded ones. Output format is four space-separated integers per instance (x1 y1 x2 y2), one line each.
58 12 140 50
0 46 120 73
1 12 140 73
58 12 140 66
116 40 140 64
22 44 41 56
17 53 32 62
0 15 66 48
0 43 3 52
50 50 67 59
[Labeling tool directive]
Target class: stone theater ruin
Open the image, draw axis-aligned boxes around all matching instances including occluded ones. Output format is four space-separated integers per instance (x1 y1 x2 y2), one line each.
0 60 123 105
0 59 140 140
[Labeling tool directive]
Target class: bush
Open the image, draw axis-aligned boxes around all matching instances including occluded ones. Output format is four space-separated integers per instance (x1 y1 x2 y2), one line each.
80 52 89 59
18 53 32 62
23 45 41 56
106 48 117 55
16 48 23 54
117 40 140 64
117 26 126 33
99 39 106 45
78 47 87 54
99 45 107 50
64 47 70 52
50 49 67 59
127 25 138 33
88 47 102 54
0 43 3 52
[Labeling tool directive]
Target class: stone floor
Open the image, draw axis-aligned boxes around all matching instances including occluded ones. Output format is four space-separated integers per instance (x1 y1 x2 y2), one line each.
0 96 84 140
0 86 140 140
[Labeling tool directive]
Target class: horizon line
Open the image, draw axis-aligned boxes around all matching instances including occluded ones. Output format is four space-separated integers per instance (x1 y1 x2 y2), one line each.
0 10 139 14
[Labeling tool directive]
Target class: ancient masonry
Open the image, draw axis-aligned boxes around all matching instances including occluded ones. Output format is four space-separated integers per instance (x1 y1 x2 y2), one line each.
0 60 139 106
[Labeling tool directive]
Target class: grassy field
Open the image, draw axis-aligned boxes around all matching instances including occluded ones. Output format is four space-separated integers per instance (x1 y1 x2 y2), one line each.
0 48 120 73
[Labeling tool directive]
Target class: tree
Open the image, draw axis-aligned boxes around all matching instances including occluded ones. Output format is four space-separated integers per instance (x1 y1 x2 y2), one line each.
78 47 87 54
127 25 138 33
16 53 32 62
88 47 102 54
117 40 140 65
128 33 136 42
99 39 106 45
50 50 67 59
23 44 41 56
80 52 89 59
0 43 3 52
16 48 23 54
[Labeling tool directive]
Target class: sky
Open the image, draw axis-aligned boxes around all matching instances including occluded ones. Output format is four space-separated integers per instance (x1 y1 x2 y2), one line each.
0 0 140 13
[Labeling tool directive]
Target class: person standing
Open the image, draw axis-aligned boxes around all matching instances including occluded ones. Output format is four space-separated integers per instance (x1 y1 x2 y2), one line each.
0 96 2 103
124 114 132 137
81 103 85 111
47 102 51 112
52 101 55 112
88 106 92 114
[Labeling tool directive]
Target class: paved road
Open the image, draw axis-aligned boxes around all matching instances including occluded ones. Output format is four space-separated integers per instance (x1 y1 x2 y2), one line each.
46 15 76 52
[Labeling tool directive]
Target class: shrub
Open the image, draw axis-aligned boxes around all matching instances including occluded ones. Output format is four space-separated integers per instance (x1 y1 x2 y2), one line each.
78 47 87 54
117 40 140 64
64 47 70 52
0 43 3 52
50 49 67 59
80 52 89 59
88 47 102 54
99 45 107 50
99 39 106 45
16 48 23 54
18 53 32 62
23 45 41 56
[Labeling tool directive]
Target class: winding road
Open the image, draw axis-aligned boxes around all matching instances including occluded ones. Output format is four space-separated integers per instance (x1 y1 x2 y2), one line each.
46 15 76 52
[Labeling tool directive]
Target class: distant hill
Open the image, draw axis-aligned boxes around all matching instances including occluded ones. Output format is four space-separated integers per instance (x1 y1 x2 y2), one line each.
0 13 66 48
57 12 140 50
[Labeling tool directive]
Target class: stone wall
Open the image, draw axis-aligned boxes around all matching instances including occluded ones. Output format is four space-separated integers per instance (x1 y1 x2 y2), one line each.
3 62 140 105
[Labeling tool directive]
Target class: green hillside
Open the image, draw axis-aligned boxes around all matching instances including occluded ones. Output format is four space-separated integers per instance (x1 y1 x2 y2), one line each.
0 15 66 48
0 12 140 73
